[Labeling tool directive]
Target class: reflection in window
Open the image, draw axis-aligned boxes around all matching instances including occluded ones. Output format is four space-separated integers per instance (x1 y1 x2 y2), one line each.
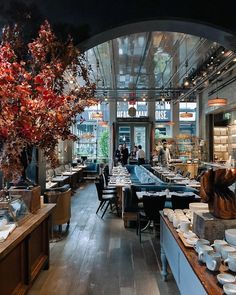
154 50 172 87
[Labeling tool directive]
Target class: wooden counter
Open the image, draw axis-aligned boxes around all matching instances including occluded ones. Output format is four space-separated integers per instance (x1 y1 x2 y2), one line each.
160 212 228 295
0 204 55 295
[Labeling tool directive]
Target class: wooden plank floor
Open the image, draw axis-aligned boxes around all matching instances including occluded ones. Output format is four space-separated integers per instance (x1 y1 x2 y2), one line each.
28 183 180 295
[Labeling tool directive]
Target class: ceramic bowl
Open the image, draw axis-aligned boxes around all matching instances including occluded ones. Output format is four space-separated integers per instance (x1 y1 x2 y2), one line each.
163 208 173 216
174 209 183 214
186 237 198 246
223 283 236 295
217 273 236 285
183 231 197 239
225 229 236 246
183 209 191 214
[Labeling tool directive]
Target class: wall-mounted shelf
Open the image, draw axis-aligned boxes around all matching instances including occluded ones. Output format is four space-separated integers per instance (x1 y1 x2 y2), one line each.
214 127 228 161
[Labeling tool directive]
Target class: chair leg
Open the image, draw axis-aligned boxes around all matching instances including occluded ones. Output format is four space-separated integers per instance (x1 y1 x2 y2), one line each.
101 201 110 218
136 213 139 236
100 201 106 210
114 199 119 216
58 225 62 234
96 201 104 214
139 217 142 243
141 220 151 232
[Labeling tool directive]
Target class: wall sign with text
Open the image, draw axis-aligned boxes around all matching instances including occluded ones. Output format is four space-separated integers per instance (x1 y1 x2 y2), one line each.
155 110 171 121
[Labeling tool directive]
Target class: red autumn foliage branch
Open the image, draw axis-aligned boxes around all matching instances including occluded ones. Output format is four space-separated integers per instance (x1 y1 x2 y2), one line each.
0 20 96 181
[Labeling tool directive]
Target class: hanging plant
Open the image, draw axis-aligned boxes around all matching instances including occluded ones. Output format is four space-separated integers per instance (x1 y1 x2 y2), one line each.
0 21 96 182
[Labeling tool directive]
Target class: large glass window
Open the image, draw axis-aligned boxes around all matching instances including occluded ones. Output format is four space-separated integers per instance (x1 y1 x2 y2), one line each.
155 101 171 138
134 127 146 151
179 102 197 136
74 103 109 162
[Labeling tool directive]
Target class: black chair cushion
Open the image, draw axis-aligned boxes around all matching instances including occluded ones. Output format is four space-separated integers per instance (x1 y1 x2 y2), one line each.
142 194 166 221
171 194 198 210
45 184 70 193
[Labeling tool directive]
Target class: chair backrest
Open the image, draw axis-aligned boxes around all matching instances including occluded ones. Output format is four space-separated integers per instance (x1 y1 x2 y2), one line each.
46 189 71 225
95 182 103 201
102 173 109 186
171 194 197 210
143 195 166 221
103 165 109 176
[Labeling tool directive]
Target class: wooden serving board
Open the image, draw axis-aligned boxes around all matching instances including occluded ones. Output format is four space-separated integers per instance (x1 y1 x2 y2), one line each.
178 232 194 248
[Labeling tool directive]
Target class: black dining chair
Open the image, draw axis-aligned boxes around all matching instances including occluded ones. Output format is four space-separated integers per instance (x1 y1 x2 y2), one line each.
95 182 119 218
171 194 198 210
98 174 116 193
137 194 166 243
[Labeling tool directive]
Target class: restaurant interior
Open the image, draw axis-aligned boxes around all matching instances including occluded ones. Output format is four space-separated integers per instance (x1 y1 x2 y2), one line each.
1 1 236 295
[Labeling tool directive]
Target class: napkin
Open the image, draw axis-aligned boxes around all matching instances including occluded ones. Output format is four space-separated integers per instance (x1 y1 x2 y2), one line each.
0 224 17 243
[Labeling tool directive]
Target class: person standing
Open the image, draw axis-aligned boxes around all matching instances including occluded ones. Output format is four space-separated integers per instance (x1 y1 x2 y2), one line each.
130 145 137 159
121 143 129 165
158 139 171 167
114 144 123 165
137 145 145 165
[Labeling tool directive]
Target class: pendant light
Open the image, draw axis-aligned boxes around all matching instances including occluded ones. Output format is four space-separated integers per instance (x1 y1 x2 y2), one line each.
208 79 228 107
98 120 108 127
180 100 193 118
166 121 175 126
91 60 103 120
183 36 190 87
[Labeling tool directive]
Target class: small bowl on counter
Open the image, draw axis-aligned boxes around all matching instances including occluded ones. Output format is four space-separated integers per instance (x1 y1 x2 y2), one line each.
223 283 236 295
217 273 236 285
225 229 236 247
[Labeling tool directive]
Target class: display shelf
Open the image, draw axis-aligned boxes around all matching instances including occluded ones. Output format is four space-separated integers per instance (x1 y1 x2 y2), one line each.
175 135 199 160
228 120 236 162
213 127 228 161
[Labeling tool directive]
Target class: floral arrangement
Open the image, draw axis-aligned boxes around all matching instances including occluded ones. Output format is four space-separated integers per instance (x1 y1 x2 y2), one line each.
0 21 96 181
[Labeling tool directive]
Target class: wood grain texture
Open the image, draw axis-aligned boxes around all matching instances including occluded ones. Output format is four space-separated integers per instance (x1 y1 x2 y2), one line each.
0 204 55 260
28 183 180 295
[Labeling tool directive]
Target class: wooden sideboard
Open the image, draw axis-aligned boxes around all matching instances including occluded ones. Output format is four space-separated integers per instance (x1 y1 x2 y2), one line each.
160 212 226 295
0 204 55 295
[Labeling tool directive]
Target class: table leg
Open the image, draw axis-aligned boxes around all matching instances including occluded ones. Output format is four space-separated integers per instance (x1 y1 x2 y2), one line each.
161 246 168 281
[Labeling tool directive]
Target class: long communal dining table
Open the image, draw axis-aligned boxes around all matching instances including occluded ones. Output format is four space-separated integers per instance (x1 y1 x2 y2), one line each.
136 191 200 201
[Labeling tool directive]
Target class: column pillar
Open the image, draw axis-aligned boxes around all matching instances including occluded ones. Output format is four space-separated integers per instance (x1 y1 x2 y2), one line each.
148 100 156 158
171 101 180 138
108 100 117 168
